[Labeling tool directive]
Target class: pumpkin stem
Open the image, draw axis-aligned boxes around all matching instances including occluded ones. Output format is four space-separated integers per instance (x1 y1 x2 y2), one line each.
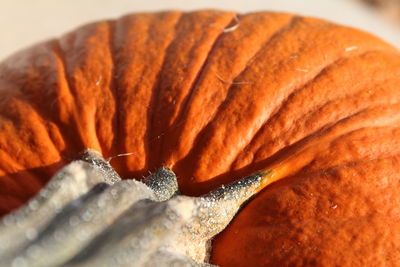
79 148 121 184
143 167 179 201
182 170 273 240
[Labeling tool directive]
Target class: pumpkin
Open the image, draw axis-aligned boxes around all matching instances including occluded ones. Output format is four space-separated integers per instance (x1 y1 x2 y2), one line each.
0 10 399 266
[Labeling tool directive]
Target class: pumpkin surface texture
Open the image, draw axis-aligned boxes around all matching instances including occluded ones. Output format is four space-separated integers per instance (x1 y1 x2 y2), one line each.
0 10 399 266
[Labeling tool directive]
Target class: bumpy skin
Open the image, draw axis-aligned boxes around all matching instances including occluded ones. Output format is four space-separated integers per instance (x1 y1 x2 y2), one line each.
0 10 399 266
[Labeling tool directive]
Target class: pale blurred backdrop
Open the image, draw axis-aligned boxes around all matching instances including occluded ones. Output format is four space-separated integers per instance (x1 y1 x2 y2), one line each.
1 0 400 61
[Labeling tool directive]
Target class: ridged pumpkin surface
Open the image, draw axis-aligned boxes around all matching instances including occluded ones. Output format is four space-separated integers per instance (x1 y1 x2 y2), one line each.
0 10 400 266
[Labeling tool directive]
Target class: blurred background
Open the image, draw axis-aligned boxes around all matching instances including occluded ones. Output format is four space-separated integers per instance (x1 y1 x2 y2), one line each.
1 0 399 61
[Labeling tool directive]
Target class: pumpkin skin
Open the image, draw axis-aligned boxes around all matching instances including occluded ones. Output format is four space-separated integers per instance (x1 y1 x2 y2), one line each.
0 10 400 266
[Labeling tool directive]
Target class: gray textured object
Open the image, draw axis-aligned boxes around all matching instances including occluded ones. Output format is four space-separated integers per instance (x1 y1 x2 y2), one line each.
0 149 268 267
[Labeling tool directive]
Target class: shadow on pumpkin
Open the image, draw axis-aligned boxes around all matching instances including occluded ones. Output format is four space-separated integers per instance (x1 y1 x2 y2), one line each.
0 160 66 217
173 129 317 197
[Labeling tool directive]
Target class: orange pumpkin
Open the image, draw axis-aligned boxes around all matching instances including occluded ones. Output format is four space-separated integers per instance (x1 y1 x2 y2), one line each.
0 10 399 266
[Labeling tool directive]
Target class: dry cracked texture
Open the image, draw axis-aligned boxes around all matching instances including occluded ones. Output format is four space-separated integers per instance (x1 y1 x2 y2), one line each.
0 10 399 266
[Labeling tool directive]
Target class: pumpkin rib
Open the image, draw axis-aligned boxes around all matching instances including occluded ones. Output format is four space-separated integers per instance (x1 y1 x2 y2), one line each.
51 39 88 154
234 102 400 188
228 55 348 168
59 21 118 155
167 12 248 126
168 15 301 180
0 126 27 176
170 16 400 183
191 15 299 132
241 50 395 165
328 124 400 160
112 12 182 177
16 102 62 171
157 12 239 151
0 98 67 198
145 12 186 169
166 12 239 128
293 85 398 144
307 126 400 172
163 13 296 170
109 11 184 177
0 98 61 171
299 73 400 126
195 15 299 129
234 51 400 169
313 103 400 161
147 11 237 169
0 41 77 172
301 73 399 123
26 40 79 157
106 19 120 159
227 15 301 81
